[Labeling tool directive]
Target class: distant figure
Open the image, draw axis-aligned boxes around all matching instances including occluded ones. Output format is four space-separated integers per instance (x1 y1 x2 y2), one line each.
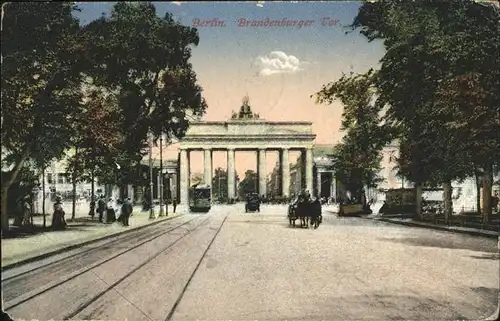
89 198 96 219
52 196 67 229
22 196 33 226
492 192 499 213
379 201 388 214
106 198 116 223
172 197 177 213
311 197 322 228
120 198 133 226
97 195 106 222
116 199 123 223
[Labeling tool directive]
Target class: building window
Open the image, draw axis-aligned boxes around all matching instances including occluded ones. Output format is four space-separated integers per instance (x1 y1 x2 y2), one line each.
47 173 54 184
57 173 65 184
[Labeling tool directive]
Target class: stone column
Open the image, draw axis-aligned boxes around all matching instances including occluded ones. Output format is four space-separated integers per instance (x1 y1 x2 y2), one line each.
317 171 322 198
180 149 190 205
306 148 313 194
204 149 212 186
227 148 236 199
281 148 290 197
258 149 267 197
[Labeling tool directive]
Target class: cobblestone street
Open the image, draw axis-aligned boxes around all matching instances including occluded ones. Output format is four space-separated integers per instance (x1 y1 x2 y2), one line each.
2 205 498 321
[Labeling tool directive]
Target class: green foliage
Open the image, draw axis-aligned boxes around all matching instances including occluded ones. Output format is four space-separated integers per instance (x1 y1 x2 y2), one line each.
314 69 392 196
1 2 84 168
351 0 499 187
238 170 258 198
1 2 209 231
212 167 240 199
81 1 208 182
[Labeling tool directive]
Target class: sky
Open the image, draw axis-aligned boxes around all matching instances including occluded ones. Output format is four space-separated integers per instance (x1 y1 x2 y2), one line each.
73 1 386 180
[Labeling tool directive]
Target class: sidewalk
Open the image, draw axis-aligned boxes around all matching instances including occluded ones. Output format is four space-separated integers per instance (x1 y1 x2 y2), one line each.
1 206 184 269
363 214 499 239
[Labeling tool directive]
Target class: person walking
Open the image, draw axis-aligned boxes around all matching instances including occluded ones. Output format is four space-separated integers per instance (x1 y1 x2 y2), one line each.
106 198 116 223
52 196 67 229
120 198 133 226
89 197 96 220
172 197 177 213
97 195 105 222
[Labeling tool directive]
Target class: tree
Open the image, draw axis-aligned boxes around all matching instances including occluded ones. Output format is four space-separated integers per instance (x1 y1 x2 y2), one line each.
211 167 240 201
1 2 85 233
350 0 499 221
313 69 393 204
212 168 228 200
64 86 124 218
81 2 208 188
238 170 258 198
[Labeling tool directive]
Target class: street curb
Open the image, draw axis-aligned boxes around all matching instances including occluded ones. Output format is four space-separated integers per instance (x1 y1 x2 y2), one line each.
362 217 499 239
1 213 184 271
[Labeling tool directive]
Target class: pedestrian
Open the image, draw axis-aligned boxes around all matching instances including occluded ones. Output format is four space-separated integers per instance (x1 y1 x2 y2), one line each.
97 195 105 222
120 198 132 226
492 192 499 213
22 196 33 226
172 197 177 213
106 198 116 223
89 197 96 219
52 196 67 229
116 199 123 223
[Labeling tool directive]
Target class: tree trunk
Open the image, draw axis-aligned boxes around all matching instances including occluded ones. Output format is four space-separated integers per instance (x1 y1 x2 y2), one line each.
482 164 493 223
42 166 46 228
91 169 95 201
443 180 453 224
71 146 79 220
475 170 482 214
1 147 31 235
71 179 77 220
415 182 423 220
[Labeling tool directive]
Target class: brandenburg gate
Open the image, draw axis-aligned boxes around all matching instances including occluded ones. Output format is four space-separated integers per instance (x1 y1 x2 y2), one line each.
178 96 316 205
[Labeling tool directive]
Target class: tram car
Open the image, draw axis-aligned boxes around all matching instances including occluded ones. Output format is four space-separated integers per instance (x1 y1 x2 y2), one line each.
189 184 211 213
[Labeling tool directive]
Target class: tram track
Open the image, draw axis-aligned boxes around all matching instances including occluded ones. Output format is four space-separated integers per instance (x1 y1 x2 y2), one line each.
61 215 218 321
164 214 228 321
2 215 204 311
2 214 191 282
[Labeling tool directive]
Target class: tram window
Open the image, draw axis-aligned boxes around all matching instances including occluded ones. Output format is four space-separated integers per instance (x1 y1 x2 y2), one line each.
194 190 210 198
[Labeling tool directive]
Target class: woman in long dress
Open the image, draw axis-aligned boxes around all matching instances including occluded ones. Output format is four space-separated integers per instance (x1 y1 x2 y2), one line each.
52 197 67 229
106 198 116 223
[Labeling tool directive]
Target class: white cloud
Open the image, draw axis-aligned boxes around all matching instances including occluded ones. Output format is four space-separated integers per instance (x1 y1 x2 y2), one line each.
171 1 182 6
255 51 307 76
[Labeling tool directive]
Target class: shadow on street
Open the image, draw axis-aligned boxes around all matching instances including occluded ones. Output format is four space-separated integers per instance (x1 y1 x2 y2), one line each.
378 236 498 253
469 253 500 260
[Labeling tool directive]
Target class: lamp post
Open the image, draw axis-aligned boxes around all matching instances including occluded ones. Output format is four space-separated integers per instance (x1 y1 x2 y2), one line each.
148 134 155 220
164 171 170 216
159 134 164 217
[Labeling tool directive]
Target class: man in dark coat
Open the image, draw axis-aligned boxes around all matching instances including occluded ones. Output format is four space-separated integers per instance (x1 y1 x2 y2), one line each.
97 195 105 222
120 198 133 226
172 197 177 213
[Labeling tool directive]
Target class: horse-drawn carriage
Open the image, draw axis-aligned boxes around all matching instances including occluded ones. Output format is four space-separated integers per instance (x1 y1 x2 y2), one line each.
287 192 322 229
